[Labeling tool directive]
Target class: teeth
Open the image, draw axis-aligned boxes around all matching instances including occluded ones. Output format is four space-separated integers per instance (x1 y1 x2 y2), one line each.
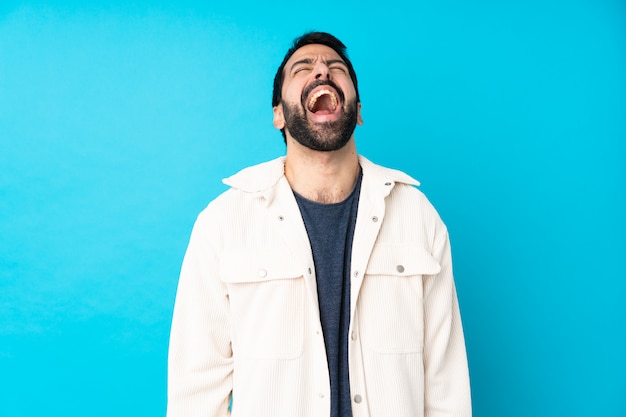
308 89 338 111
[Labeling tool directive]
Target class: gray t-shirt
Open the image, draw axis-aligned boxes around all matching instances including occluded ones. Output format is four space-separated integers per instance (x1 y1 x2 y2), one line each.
293 170 362 417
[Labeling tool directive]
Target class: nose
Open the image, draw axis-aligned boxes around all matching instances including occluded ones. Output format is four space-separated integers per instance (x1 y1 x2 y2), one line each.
313 62 330 80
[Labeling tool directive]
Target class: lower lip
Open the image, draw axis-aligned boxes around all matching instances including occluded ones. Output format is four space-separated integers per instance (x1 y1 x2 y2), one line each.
308 110 341 123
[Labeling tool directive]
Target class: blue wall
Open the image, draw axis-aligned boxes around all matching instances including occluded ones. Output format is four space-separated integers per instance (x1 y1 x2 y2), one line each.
1 1 624 416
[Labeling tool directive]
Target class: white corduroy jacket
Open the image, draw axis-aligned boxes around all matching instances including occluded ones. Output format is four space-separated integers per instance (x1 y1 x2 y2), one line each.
167 156 471 417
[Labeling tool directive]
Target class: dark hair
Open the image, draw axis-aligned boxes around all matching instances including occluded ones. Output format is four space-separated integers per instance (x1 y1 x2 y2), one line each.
271 31 360 108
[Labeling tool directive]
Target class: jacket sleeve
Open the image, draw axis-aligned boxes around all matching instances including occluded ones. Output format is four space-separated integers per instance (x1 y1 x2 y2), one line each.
167 209 233 417
423 227 472 417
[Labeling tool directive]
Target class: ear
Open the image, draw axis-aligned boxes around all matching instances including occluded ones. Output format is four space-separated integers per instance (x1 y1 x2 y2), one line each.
357 102 363 126
273 104 285 129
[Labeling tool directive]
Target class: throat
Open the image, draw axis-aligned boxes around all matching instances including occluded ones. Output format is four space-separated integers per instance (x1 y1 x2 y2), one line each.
285 146 361 204
313 189 345 204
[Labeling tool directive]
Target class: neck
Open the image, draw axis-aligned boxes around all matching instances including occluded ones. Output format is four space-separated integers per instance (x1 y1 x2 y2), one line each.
285 137 360 204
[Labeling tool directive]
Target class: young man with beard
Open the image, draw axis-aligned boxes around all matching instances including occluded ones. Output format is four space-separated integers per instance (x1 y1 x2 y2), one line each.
167 32 471 417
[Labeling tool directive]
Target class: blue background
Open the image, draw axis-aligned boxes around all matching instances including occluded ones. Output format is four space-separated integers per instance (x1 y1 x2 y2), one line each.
1 1 625 416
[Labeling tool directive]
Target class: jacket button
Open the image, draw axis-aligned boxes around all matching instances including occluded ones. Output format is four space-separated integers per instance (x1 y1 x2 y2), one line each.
353 394 362 403
396 265 405 273
258 269 267 278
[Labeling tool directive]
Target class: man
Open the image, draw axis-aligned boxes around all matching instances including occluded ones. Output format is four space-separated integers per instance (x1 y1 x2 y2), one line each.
168 31 471 417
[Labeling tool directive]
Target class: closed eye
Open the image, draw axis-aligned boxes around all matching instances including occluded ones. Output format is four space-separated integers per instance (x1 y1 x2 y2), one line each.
293 66 312 75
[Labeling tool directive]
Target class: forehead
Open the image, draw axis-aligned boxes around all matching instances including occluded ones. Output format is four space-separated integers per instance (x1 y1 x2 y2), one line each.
284 44 344 70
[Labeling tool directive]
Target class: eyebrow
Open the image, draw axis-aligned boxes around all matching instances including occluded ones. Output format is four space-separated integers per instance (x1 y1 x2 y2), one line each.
289 58 347 73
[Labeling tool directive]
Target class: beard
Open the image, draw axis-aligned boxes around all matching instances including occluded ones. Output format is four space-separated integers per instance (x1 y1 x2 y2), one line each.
281 83 358 152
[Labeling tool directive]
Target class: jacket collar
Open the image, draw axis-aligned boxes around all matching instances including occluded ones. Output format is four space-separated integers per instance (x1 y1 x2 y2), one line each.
222 155 419 193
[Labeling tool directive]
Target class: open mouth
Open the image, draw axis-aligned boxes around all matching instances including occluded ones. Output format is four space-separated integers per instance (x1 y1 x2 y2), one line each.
306 89 339 114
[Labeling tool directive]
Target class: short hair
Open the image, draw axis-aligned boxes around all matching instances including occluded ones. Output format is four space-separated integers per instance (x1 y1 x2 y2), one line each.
271 31 360 108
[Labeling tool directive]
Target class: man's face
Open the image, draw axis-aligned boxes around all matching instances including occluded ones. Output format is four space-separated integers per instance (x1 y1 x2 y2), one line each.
273 44 362 151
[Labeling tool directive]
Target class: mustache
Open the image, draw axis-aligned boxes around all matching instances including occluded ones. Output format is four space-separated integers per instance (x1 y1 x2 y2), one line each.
300 79 345 106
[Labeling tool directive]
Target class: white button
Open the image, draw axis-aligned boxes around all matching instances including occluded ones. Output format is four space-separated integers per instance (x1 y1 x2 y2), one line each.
371 216 378 222
396 265 405 273
258 269 267 278
351 331 357 340
353 394 362 403
278 215 284 221
353 271 359 277
385 182 392 186
308 267 312 274
319 393 325 398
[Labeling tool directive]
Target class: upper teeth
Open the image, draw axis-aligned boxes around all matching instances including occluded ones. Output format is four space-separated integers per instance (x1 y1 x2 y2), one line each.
308 89 338 111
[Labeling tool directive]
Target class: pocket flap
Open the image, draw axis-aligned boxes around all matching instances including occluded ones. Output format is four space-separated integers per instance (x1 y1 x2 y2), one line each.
366 244 441 276
220 248 303 283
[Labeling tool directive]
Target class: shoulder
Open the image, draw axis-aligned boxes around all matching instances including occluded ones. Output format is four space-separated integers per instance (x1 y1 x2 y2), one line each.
359 155 436 213
358 155 420 187
360 157 448 243
194 156 286 218
222 157 286 193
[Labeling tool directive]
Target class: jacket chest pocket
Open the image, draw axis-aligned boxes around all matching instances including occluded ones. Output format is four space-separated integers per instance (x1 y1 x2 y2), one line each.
358 244 441 354
220 249 305 359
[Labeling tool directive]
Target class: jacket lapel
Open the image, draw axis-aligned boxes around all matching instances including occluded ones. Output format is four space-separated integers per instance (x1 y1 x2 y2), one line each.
349 168 389 321
265 176 321 315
